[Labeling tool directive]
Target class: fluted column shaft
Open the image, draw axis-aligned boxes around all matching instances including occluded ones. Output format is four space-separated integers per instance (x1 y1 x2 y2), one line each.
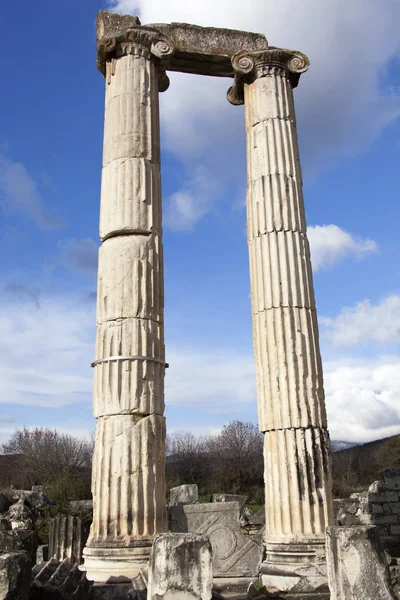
229 49 333 590
83 40 170 582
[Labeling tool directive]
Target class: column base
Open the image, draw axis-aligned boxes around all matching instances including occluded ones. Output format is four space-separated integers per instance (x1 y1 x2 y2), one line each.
81 543 151 583
260 539 328 594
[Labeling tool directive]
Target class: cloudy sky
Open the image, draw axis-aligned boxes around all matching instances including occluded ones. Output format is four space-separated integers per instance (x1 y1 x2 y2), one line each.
0 0 399 444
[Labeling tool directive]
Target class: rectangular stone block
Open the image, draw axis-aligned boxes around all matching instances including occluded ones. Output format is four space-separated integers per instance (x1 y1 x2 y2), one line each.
372 503 384 514
391 525 400 535
368 492 398 503
326 526 394 600
183 502 262 577
389 503 400 514
148 533 212 600
0 552 32 600
212 494 247 512
372 515 398 525
170 485 198 506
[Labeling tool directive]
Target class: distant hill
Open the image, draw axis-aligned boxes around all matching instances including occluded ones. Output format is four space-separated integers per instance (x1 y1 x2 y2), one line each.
331 433 400 497
331 440 361 452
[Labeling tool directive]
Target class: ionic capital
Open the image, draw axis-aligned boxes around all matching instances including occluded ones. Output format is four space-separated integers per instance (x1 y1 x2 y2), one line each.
97 21 175 92
227 47 309 105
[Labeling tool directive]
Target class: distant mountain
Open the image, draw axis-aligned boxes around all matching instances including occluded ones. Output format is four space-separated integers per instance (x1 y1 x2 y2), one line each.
331 440 361 452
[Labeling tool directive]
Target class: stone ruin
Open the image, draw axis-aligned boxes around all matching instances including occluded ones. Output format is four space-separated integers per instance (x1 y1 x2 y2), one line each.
82 9 332 597
0 8 397 600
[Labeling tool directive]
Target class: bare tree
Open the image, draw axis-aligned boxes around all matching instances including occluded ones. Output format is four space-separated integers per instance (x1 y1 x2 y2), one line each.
207 421 264 494
1 427 93 488
166 432 210 490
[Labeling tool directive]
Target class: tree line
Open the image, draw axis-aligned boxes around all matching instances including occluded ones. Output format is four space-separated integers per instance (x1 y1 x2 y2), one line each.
1 423 399 503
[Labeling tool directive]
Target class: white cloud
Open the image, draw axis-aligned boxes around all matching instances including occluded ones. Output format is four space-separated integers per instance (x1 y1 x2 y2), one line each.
106 0 400 227
1 289 399 444
165 346 256 408
324 358 400 442
307 224 377 271
164 166 221 231
321 295 400 346
0 291 95 408
0 153 63 229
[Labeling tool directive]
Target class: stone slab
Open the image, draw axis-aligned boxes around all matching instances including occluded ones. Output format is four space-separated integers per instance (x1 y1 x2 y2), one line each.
212 495 247 513
184 502 262 577
170 485 199 506
148 533 212 600
0 551 32 600
0 530 37 562
326 526 396 599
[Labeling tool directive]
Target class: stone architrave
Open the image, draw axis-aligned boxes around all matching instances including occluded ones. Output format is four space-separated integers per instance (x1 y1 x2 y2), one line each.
148 533 212 600
82 12 173 582
228 49 333 592
184 502 263 578
326 526 396 600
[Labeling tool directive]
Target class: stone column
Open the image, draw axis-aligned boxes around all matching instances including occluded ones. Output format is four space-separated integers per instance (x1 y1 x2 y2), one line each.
228 49 333 593
82 15 174 583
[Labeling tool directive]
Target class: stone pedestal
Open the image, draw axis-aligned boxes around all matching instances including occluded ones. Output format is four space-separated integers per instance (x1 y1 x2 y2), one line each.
82 13 173 583
228 49 333 593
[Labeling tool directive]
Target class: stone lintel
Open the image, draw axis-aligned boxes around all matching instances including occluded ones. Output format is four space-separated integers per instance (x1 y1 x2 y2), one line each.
96 10 268 77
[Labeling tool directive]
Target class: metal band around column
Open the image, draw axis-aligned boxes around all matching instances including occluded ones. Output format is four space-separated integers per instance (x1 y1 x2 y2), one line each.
91 355 169 368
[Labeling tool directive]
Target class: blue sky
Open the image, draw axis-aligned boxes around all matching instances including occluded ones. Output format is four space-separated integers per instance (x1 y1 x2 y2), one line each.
0 0 399 444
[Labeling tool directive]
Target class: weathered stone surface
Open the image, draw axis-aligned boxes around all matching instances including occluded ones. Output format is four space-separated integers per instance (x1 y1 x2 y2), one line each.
237 54 332 591
12 491 54 515
0 551 32 600
84 415 167 581
93 319 165 418
4 503 33 530
84 24 167 580
49 517 89 565
213 495 247 513
170 485 199 506
326 526 396 600
31 558 93 600
96 11 269 79
0 530 37 562
0 496 11 515
169 506 188 534
36 545 48 564
89 415 167 545
100 158 161 240
69 500 93 516
90 581 146 600
96 235 163 324
147 533 212 600
184 502 262 577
